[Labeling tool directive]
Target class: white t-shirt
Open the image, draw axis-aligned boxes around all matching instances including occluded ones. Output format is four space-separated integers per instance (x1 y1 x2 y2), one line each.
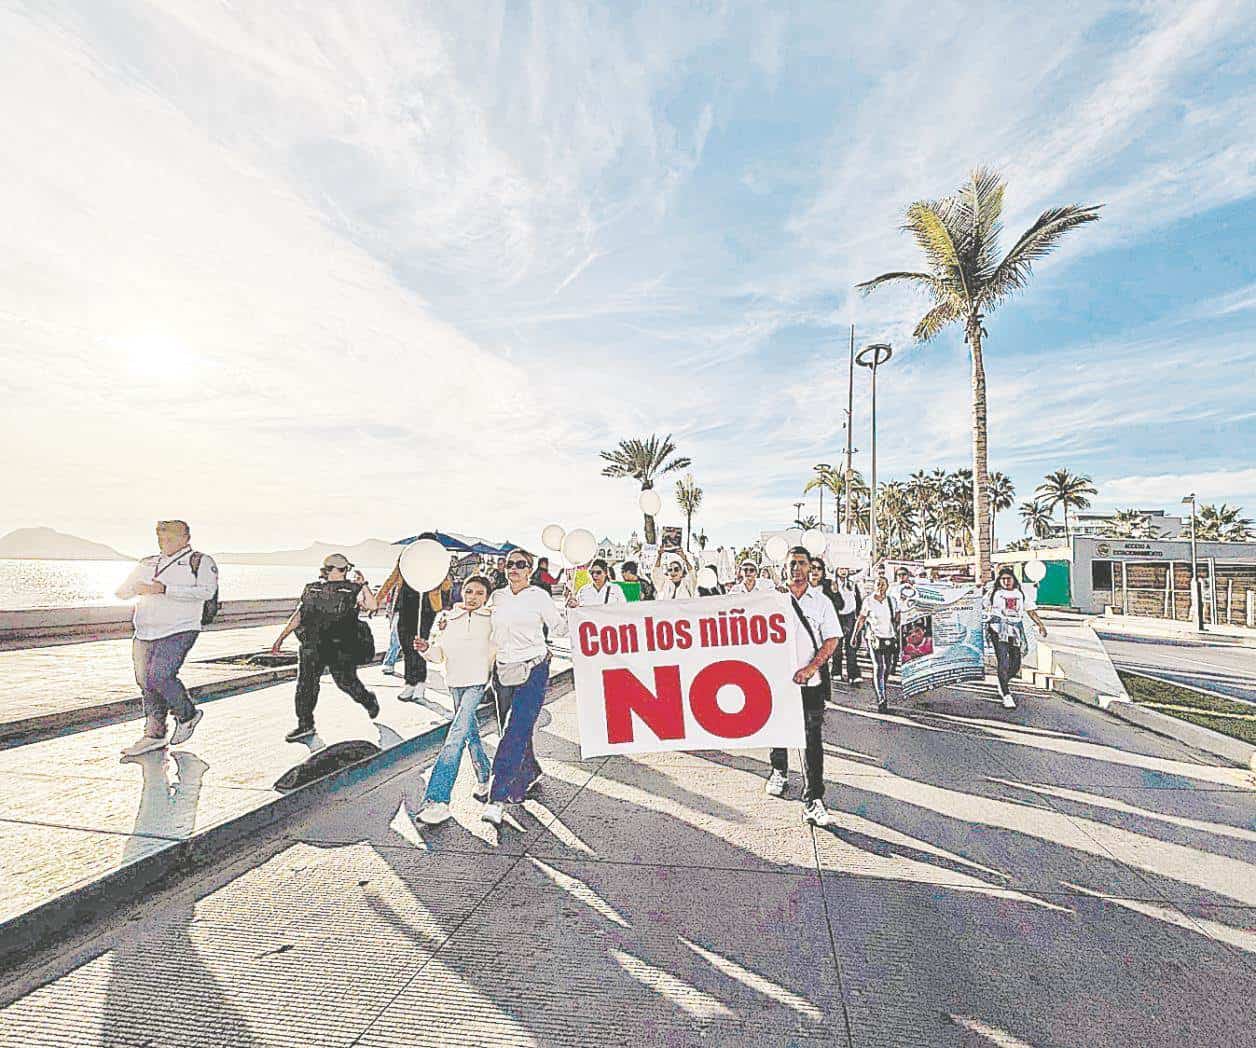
863 594 898 640
989 587 1034 622
489 585 568 663
788 585 842 679
577 581 626 607
730 577 774 595
832 579 860 615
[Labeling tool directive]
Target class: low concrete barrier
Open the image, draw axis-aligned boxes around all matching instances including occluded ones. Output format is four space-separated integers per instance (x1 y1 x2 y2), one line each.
0 599 297 651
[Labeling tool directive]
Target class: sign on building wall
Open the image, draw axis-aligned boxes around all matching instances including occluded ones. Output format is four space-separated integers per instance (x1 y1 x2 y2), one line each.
570 590 806 758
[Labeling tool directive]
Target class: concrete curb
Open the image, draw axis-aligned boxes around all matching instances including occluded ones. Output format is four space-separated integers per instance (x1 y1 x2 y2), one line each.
1095 619 1256 649
0 667 574 971
1105 700 1256 772
0 664 302 749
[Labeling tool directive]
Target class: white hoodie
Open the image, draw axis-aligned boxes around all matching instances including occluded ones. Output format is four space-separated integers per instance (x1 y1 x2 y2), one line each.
420 605 495 687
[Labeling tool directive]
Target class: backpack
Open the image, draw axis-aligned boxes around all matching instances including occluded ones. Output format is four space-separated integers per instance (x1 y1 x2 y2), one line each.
189 551 220 625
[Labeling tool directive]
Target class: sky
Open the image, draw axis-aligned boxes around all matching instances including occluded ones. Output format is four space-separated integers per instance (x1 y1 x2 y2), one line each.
2 0 1254 557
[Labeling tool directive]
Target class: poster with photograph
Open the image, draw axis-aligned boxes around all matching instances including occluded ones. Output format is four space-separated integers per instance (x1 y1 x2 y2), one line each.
898 582 985 697
660 525 684 551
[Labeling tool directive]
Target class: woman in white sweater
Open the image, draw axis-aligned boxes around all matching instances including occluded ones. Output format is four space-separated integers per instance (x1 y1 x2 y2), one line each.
413 574 495 825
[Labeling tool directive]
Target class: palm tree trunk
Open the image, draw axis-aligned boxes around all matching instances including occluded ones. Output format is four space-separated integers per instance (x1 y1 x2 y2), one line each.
969 318 992 583
685 510 692 550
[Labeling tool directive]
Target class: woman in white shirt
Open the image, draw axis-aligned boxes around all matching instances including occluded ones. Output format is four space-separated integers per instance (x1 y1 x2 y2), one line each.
576 559 627 606
729 560 771 594
481 548 572 826
986 567 1048 709
652 550 698 600
854 576 898 712
412 575 495 825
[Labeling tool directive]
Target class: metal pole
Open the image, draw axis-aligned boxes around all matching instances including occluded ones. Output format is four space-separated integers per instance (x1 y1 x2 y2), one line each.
844 325 855 534
870 359 878 559
793 501 805 528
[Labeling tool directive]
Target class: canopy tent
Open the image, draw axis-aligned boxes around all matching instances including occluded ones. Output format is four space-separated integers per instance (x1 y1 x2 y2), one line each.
394 531 473 552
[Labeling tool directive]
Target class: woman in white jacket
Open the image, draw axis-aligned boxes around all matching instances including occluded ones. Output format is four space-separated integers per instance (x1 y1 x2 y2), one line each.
412 575 495 825
651 549 697 600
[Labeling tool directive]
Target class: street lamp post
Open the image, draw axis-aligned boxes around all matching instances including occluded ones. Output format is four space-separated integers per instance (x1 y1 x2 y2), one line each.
793 502 805 529
813 463 831 529
1182 493 1204 631
856 343 893 561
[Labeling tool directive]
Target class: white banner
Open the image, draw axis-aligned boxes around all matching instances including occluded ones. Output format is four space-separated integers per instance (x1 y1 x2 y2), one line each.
570 590 806 758
825 533 873 570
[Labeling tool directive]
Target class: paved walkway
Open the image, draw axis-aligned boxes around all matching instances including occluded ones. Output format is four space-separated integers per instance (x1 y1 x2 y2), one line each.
2 674 1253 1046
0 619 391 733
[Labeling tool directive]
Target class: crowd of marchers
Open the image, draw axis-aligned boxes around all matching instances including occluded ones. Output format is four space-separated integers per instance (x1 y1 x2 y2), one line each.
115 521 1046 832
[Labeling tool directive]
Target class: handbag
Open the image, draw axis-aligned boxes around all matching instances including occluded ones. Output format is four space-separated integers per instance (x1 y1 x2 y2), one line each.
354 619 375 665
496 653 546 687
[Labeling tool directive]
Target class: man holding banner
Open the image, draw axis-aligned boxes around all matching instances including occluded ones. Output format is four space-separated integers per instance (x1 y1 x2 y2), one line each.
764 546 842 827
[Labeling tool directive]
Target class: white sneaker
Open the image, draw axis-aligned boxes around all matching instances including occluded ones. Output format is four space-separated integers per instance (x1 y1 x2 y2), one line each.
398 684 425 702
121 734 167 757
169 709 203 747
417 802 451 825
765 770 787 798
472 781 491 802
382 666 397 677
398 685 415 700
803 799 832 827
1002 693 1017 709
480 802 504 826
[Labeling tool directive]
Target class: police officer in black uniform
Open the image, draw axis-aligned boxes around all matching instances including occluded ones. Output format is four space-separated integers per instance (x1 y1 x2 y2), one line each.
271 553 380 741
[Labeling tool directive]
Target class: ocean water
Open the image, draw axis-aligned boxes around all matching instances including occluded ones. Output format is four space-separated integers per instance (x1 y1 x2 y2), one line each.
0 559 397 611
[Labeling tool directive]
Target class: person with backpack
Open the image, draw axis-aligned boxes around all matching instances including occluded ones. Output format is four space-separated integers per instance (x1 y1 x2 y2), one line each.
270 553 380 742
116 520 219 757
763 546 841 827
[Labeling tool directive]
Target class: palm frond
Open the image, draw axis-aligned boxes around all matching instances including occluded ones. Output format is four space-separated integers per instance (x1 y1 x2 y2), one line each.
912 299 962 340
952 168 1005 278
985 204 1102 306
854 271 943 296
905 202 968 299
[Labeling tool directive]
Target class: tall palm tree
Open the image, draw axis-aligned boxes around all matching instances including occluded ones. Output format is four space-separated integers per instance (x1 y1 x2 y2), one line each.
878 481 917 559
987 471 1016 549
804 466 868 533
1035 469 1097 541
674 473 704 550
1019 499 1053 539
600 434 691 544
858 168 1100 582
1194 503 1255 542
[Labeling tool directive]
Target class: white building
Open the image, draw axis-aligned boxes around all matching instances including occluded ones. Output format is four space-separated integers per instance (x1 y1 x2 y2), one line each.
1045 508 1185 540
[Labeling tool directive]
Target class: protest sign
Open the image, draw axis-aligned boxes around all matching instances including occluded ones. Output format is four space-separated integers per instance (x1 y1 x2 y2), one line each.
825 533 873 570
897 582 985 697
570 589 806 758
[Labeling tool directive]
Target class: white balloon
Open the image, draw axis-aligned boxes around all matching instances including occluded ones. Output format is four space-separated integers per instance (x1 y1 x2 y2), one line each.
639 489 662 516
785 528 804 546
764 536 788 562
1024 559 1047 583
562 528 598 566
398 539 449 593
803 528 828 557
541 524 566 552
697 566 718 590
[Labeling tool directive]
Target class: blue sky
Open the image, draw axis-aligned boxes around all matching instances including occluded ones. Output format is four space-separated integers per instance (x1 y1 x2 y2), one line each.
1 1 1254 554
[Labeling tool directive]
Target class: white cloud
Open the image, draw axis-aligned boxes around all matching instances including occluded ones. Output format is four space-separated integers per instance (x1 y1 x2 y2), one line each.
1101 468 1256 509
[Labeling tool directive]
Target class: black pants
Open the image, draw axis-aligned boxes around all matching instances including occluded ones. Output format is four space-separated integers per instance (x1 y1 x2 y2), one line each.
991 634 1023 696
769 684 828 802
295 639 376 727
834 612 860 681
397 602 438 687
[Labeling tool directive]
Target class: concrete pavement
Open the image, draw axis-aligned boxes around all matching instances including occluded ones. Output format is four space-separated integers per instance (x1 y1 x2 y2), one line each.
2 673 1253 1046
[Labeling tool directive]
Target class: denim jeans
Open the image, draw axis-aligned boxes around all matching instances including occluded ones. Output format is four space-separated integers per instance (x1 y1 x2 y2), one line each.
133 630 199 732
769 685 828 802
834 612 861 680
868 637 895 703
990 634 1023 696
384 618 401 669
489 659 550 804
423 684 492 804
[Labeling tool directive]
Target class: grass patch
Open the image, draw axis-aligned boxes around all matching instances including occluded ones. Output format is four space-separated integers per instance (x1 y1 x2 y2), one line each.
1119 671 1256 747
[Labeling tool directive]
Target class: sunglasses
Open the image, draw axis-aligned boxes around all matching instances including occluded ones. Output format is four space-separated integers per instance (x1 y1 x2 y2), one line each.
590 569 605 577
505 560 530 569
668 566 683 573
742 566 757 573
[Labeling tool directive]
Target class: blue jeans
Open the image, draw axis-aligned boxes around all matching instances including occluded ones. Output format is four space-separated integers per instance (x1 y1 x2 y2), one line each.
133 630 199 732
489 659 550 804
384 618 401 668
423 684 492 804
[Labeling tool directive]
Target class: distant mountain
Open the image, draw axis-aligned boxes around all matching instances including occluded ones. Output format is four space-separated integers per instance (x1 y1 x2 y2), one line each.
218 538 405 568
0 527 132 561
